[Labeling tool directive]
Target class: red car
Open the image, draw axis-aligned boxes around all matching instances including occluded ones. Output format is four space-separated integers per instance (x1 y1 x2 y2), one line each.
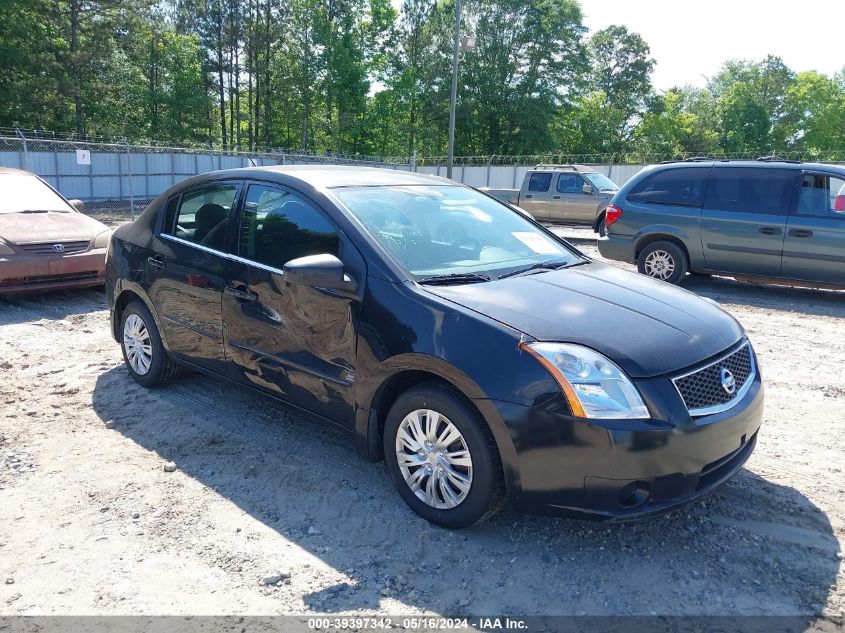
0 168 112 294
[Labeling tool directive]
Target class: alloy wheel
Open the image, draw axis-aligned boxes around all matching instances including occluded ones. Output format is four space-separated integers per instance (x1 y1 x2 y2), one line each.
123 313 153 376
395 409 473 509
644 249 675 280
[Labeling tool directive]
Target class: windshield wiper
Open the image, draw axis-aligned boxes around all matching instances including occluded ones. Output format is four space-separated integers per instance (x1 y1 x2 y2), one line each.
417 272 492 285
497 259 574 280
19 209 65 213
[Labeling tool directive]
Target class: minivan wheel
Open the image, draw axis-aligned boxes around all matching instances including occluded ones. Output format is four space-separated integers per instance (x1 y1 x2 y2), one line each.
120 300 181 388
383 383 504 529
597 215 607 237
637 241 688 284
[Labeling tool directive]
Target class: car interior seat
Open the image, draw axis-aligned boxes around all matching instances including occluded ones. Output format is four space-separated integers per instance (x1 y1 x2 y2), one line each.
194 203 228 249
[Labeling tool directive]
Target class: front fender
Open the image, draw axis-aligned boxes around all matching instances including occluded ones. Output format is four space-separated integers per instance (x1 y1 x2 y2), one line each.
354 353 522 499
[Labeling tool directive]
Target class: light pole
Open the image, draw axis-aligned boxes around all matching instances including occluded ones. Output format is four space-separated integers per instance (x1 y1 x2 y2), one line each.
446 0 462 180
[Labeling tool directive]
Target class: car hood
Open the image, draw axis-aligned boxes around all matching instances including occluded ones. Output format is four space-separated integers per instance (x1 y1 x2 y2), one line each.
424 261 744 378
0 211 108 244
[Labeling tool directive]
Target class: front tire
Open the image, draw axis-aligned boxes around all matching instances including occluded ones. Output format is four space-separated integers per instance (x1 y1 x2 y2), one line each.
120 300 181 388
637 240 688 284
383 383 504 528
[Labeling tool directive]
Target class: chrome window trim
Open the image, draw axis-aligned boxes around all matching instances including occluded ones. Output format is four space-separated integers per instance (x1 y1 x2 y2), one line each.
671 341 756 417
159 233 285 276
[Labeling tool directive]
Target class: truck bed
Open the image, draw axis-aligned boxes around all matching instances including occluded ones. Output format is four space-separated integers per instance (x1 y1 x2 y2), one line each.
482 188 519 205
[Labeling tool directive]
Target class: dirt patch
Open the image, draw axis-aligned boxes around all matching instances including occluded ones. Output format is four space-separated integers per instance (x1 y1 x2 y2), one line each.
0 245 843 617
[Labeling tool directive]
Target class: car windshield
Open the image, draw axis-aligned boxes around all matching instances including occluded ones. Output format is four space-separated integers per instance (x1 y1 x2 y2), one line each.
333 185 582 279
0 173 73 214
584 172 618 191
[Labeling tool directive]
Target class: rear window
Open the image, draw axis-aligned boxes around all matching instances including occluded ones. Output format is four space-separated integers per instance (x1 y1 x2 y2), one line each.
627 168 709 207
528 172 552 192
704 168 796 215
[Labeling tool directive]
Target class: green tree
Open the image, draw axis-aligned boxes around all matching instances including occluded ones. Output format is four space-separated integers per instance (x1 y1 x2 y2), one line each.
782 71 845 152
588 25 654 116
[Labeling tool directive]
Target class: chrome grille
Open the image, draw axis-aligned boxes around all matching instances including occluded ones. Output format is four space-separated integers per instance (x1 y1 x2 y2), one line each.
19 240 90 255
672 343 755 416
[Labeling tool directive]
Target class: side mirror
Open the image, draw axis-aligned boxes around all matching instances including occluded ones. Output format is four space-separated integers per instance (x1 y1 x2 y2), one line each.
581 184 594 195
283 254 353 290
69 199 85 211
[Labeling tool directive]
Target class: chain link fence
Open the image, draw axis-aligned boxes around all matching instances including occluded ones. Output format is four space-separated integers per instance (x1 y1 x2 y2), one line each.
0 129 412 226
3 129 845 226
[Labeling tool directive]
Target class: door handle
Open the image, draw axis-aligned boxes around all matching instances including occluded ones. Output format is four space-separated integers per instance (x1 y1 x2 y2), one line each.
758 227 781 236
524 194 533 199
552 195 561 199
147 255 165 269
788 229 814 238
224 285 258 302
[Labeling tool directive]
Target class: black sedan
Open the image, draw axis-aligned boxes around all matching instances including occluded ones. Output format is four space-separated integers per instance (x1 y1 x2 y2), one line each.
105 166 764 528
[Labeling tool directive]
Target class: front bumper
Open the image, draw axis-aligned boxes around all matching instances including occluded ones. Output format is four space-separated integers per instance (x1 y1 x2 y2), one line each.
597 234 637 264
491 369 764 520
0 249 107 294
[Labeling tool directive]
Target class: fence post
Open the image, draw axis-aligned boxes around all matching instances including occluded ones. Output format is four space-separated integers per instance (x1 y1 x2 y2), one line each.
16 129 29 171
512 164 518 188
124 138 135 220
411 152 417 173
486 156 493 187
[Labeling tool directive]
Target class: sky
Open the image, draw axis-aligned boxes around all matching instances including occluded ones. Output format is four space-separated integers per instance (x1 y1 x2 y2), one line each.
578 0 845 91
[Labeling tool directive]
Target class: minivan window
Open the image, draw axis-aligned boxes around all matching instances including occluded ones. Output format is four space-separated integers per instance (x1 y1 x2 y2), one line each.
627 168 709 207
239 184 339 269
556 174 584 193
797 174 845 219
528 172 553 192
704 168 796 215
169 184 240 251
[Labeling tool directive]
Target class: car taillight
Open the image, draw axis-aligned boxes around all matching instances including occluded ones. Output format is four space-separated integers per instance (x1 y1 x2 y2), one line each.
605 204 623 227
835 195 845 212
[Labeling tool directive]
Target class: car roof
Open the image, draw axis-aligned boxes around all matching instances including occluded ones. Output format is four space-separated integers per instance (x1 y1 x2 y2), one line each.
651 159 845 174
0 167 34 176
239 165 456 188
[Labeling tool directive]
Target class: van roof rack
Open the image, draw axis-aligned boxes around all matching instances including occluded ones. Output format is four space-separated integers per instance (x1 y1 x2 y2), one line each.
756 156 802 164
659 155 716 164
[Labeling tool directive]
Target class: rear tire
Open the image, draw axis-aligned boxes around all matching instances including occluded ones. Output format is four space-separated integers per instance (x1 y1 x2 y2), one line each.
597 216 607 237
383 383 504 528
120 300 181 388
637 240 688 285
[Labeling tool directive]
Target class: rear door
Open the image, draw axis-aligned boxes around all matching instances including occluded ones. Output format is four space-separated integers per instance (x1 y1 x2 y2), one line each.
221 182 365 426
147 180 242 371
550 172 595 223
781 172 845 284
518 172 552 221
700 167 796 276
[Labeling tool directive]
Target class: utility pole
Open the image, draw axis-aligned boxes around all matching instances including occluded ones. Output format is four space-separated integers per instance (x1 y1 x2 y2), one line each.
446 0 461 180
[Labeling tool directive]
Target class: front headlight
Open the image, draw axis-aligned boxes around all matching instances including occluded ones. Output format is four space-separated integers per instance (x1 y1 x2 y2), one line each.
521 342 650 419
94 230 112 249
0 240 14 256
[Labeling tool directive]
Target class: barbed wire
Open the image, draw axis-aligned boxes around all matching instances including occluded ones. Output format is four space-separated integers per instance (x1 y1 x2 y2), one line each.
418 150 845 166
0 128 410 165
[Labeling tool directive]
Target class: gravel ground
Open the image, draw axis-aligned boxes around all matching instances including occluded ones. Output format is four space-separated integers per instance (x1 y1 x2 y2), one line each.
0 226 843 620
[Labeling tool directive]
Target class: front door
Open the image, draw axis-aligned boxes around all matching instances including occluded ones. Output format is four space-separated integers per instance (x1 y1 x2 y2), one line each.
550 173 596 223
519 172 552 222
146 180 242 372
781 172 845 285
222 183 365 426
700 167 795 277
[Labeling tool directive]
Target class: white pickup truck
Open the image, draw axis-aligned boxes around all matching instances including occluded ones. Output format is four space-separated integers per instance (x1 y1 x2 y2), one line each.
483 164 619 234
